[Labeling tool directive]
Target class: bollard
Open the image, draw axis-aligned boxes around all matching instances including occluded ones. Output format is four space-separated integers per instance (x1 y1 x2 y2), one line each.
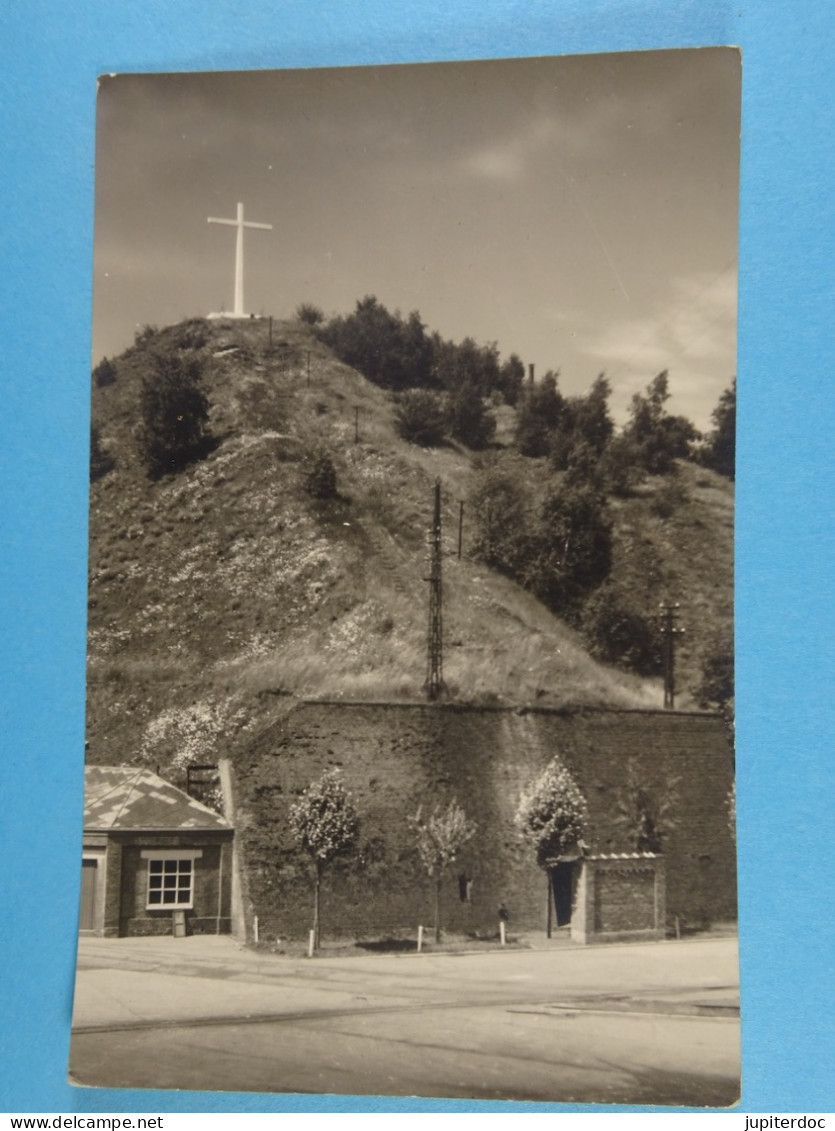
500 921 506 947
417 924 424 953
308 929 315 958
253 915 259 945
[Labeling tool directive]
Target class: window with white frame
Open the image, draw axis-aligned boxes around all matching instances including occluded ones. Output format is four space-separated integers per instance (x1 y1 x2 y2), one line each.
142 850 201 910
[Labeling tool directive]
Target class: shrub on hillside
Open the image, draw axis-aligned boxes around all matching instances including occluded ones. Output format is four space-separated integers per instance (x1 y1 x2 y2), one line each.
305 450 339 500
622 371 699 475
469 466 531 576
394 389 447 447
136 347 213 478
296 302 325 326
696 633 734 712
445 380 496 449
522 483 613 618
90 422 115 481
93 356 117 388
515 372 566 457
702 378 736 480
650 475 690 518
581 583 661 676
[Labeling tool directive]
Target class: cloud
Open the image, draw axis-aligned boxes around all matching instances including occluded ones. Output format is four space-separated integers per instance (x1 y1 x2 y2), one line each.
579 268 738 428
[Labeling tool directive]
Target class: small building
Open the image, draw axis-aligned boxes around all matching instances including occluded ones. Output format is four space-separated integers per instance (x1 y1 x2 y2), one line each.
80 766 234 938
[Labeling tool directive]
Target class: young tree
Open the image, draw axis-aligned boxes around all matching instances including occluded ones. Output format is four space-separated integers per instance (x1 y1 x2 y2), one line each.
136 348 212 478
515 371 566 457
445 380 496 449
289 769 360 950
394 388 447 446
703 378 736 480
514 758 589 869
622 371 699 474
614 758 679 854
409 799 476 942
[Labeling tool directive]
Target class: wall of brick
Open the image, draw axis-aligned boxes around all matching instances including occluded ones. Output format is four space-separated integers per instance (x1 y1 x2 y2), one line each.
572 855 665 943
234 702 736 942
112 832 233 937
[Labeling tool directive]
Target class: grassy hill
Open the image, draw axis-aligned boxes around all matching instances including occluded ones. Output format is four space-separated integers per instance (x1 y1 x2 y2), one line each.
86 316 732 774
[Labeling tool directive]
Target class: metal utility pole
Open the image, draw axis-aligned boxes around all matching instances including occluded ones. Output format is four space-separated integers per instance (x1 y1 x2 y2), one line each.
424 478 446 700
659 602 685 709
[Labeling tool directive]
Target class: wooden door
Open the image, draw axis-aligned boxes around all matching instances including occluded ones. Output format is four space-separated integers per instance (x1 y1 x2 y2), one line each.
80 858 97 931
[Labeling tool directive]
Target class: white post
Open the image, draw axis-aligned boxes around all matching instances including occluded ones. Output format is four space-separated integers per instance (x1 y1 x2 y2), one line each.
500 920 506 946
253 915 259 945
417 924 424 953
308 929 315 958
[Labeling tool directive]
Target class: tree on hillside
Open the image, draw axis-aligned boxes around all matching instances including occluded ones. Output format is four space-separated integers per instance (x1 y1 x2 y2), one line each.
622 371 699 474
319 296 434 389
289 769 360 950
409 800 476 943
93 356 117 388
445 380 496 449
394 388 447 446
550 374 614 470
469 465 531 577
515 371 567 457
581 582 661 676
497 353 526 406
514 758 589 869
523 482 613 618
703 378 736 480
136 348 212 478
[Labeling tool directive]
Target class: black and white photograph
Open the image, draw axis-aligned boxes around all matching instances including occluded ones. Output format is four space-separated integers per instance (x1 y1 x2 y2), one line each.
71 49 740 1106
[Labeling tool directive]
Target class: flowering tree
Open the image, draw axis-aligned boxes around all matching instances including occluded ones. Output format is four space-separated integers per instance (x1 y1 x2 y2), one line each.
409 799 476 942
289 769 359 950
514 758 589 869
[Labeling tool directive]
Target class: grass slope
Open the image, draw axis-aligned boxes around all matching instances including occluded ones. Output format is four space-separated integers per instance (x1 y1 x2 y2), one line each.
86 317 731 776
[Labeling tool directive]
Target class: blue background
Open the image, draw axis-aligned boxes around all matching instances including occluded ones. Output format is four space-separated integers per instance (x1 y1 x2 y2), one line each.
1 0 833 1114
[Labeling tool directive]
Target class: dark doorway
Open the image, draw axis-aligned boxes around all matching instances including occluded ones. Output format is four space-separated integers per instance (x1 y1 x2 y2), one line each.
80 858 97 931
552 862 574 927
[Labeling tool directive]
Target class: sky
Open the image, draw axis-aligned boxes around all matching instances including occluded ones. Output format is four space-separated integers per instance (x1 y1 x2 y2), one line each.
92 48 740 429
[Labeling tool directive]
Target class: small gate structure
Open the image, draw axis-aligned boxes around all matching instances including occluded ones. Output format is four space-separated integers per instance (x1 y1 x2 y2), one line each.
571 853 666 944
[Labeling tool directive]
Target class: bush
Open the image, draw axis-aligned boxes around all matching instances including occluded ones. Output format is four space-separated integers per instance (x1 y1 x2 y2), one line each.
651 476 690 518
92 357 117 388
581 584 661 675
305 450 338 499
697 633 734 711
296 302 325 326
90 422 115 481
394 389 447 446
469 466 531 576
136 347 213 478
445 381 496 449
523 483 613 618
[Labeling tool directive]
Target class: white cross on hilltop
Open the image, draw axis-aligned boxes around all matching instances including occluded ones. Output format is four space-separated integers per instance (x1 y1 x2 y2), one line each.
207 201 273 318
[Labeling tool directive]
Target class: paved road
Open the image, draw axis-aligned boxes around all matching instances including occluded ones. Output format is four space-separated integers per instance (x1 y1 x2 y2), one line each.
70 935 740 1106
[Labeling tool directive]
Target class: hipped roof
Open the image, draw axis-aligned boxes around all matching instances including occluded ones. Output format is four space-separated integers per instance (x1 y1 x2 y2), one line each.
84 766 231 831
